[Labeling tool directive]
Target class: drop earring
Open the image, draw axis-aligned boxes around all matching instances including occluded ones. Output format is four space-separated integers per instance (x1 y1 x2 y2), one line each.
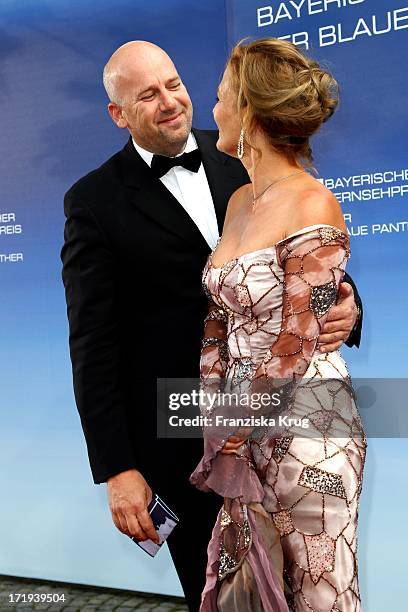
237 128 244 159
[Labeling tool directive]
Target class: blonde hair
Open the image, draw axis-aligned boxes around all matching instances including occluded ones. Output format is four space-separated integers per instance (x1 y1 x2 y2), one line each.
227 38 339 166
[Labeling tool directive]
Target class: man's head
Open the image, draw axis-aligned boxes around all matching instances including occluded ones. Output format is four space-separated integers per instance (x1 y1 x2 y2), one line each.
103 41 193 156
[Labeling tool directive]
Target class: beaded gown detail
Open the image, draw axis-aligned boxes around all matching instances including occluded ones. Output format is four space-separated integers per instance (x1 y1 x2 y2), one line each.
190 225 366 612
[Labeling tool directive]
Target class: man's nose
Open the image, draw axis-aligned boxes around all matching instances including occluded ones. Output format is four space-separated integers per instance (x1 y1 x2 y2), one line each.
159 90 178 112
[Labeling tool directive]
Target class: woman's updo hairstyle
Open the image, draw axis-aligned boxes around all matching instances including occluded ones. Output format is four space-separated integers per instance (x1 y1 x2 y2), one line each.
227 38 339 166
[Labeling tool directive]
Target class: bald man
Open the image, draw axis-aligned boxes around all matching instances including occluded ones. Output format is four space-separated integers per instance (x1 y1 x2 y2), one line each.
61 41 362 611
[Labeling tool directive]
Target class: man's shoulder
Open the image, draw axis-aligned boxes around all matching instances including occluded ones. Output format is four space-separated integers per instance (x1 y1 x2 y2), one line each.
193 128 247 175
192 127 222 150
65 149 123 204
193 127 218 140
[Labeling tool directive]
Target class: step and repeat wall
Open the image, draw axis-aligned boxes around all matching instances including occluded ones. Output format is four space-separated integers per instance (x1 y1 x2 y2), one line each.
0 0 406 608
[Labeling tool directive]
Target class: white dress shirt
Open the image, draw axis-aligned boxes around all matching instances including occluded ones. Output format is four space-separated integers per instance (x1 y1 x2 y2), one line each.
132 133 220 249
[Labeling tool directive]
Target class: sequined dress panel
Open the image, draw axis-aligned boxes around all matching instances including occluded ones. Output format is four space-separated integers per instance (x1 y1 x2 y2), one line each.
190 225 366 612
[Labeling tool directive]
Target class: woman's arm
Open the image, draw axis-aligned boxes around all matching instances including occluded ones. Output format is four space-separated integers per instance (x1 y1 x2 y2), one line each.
222 225 350 453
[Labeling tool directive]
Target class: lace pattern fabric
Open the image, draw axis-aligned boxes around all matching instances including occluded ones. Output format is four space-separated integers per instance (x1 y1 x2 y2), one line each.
190 225 366 612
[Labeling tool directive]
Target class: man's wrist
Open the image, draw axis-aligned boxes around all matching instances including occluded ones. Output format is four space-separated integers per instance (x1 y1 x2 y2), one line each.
107 467 138 483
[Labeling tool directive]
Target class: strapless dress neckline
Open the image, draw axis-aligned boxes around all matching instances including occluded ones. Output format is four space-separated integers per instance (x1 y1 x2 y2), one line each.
209 223 348 270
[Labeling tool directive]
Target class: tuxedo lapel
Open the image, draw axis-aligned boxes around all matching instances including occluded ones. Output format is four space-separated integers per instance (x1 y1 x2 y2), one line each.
119 138 208 250
118 133 248 248
193 128 247 234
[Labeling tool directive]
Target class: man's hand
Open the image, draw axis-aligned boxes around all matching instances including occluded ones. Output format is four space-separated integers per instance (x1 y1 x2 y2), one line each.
318 282 358 353
107 468 160 543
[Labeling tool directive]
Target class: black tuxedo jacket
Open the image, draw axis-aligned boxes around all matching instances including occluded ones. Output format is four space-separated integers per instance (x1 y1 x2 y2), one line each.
61 129 362 486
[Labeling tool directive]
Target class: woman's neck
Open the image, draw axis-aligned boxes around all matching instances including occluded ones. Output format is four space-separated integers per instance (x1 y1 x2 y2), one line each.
241 140 303 203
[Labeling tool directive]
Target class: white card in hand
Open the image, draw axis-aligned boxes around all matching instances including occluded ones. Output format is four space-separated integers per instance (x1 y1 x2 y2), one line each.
133 493 179 557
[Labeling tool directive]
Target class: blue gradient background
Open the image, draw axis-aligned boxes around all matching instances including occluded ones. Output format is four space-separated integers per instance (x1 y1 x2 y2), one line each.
0 0 406 607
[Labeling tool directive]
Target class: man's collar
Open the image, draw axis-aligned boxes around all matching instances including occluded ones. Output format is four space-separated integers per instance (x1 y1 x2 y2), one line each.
132 132 198 168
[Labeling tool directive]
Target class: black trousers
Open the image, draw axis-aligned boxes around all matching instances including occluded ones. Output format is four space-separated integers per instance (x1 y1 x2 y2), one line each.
167 485 220 611
150 439 221 612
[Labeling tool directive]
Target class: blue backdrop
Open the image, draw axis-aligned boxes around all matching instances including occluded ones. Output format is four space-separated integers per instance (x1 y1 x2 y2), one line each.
0 0 406 608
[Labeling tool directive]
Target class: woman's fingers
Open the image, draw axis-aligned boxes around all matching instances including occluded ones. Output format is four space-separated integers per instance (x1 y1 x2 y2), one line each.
221 438 246 453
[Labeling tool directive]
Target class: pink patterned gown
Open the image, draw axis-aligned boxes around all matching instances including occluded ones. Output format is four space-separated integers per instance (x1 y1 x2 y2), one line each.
190 225 366 612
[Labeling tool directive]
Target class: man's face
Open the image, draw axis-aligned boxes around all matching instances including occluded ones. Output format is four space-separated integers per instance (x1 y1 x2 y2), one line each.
112 52 193 156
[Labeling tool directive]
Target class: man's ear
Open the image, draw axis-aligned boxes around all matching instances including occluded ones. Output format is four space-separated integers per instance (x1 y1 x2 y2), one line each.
108 102 128 129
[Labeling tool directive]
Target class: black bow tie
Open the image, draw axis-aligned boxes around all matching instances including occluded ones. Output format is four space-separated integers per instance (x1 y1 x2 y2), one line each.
151 148 202 178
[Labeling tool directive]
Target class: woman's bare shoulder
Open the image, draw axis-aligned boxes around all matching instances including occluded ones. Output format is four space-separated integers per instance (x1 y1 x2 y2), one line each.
288 180 346 234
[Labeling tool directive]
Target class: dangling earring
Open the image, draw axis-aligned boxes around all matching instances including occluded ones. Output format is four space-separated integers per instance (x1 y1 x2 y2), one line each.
237 128 244 159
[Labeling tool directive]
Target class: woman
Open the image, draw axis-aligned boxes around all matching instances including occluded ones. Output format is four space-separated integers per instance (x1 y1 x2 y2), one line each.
190 38 366 611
